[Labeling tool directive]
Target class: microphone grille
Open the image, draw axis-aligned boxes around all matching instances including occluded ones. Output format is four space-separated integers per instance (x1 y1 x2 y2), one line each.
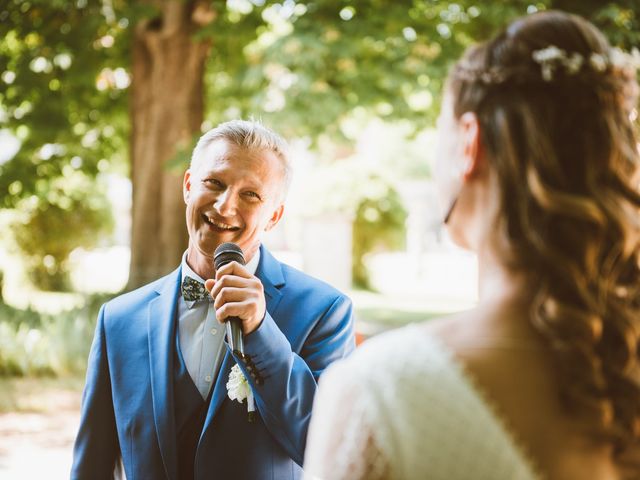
214 242 246 270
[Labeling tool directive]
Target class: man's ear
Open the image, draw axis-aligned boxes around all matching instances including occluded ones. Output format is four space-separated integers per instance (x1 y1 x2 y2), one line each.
265 204 285 231
183 169 192 204
459 111 483 180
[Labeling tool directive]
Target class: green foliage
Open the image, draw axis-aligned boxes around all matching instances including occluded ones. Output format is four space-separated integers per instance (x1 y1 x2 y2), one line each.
219 0 537 141
12 172 114 291
303 160 407 288
1 0 637 290
0 0 129 209
352 175 407 288
551 0 640 49
1 0 637 208
0 294 110 377
205 0 639 142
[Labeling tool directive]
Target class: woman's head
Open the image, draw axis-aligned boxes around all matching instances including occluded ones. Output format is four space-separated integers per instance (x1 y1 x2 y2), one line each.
438 10 640 450
438 10 639 252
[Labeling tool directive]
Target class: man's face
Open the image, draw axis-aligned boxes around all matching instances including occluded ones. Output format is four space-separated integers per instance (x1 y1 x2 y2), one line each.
183 139 285 262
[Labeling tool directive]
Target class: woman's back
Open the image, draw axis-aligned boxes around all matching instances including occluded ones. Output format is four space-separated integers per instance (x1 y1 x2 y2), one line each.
426 301 623 480
305 320 540 480
305 303 630 479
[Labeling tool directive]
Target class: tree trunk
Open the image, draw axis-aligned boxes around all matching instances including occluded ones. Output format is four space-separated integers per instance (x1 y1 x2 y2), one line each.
127 1 212 289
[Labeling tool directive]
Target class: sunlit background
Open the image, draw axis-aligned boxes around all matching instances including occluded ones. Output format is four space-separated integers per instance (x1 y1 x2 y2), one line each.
0 1 637 478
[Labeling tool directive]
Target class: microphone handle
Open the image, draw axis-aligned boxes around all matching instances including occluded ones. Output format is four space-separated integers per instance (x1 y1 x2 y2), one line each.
226 317 244 356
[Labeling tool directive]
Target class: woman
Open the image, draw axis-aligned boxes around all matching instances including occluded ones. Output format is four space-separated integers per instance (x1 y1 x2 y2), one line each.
304 11 640 480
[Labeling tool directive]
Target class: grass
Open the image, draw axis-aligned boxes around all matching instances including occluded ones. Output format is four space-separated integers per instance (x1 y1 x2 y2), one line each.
0 290 452 415
0 248 477 416
0 376 84 414
350 287 472 336
356 307 445 327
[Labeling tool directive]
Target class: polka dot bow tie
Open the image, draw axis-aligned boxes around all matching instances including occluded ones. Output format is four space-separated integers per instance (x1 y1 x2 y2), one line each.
181 276 210 302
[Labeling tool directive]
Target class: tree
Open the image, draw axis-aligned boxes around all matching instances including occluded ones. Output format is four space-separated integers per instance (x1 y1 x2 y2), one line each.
127 1 212 287
0 0 267 288
1 0 637 289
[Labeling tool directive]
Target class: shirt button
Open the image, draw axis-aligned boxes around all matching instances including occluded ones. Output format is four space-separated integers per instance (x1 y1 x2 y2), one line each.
210 328 217 335
205 375 212 382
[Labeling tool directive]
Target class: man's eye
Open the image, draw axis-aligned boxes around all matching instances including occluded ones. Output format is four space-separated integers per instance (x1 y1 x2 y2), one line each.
244 191 260 200
205 179 224 188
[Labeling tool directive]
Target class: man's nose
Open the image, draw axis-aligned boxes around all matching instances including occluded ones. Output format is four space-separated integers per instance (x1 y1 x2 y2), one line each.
214 189 237 216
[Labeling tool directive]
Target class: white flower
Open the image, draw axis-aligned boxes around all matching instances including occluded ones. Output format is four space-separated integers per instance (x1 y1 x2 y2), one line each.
540 64 554 81
589 53 607 72
525 44 640 83
532 45 565 63
532 46 567 81
565 53 583 74
631 48 640 68
532 44 640 82
226 363 257 421
227 364 251 403
610 47 640 73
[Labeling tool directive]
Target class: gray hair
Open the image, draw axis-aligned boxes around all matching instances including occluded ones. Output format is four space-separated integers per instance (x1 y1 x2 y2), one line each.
191 119 292 199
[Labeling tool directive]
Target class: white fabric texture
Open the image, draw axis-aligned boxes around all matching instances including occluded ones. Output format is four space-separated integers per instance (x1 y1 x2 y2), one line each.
304 324 541 480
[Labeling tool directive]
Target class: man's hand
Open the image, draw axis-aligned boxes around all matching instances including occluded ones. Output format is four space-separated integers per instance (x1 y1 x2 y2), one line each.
204 261 266 335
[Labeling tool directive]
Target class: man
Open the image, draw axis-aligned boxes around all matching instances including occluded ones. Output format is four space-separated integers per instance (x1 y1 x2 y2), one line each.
71 120 355 479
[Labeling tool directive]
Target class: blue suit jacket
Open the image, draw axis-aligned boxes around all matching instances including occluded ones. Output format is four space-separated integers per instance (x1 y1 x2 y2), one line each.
71 246 355 479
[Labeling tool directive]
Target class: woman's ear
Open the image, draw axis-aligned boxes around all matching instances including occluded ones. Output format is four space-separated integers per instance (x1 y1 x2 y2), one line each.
459 111 483 179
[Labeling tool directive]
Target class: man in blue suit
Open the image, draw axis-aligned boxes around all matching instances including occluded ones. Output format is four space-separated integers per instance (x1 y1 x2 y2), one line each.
71 120 355 479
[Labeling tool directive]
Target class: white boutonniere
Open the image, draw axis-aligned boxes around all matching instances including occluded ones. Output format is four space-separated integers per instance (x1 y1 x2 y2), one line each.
226 364 256 422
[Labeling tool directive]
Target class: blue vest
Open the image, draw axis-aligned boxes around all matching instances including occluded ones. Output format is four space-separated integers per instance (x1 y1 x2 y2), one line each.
173 329 213 480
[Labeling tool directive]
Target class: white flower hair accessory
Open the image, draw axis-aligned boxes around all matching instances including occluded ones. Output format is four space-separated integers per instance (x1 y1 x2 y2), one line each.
227 364 256 422
532 45 640 81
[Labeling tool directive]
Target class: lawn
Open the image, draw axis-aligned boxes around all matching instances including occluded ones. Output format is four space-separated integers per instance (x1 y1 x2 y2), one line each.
0 376 84 414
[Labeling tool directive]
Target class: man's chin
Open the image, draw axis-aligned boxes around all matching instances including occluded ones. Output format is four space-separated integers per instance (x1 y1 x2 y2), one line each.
198 231 242 251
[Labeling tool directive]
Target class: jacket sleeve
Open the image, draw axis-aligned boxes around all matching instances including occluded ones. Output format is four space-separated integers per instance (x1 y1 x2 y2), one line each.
231 294 355 466
71 304 122 480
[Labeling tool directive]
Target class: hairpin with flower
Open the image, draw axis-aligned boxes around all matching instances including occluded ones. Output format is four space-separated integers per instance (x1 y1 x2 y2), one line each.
532 45 640 81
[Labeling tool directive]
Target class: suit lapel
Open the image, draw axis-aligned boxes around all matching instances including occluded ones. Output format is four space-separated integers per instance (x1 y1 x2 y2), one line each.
201 245 285 432
148 267 181 480
257 245 285 313
203 349 233 433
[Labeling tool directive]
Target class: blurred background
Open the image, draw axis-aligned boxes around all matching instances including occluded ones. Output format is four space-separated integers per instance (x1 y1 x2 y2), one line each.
0 0 637 477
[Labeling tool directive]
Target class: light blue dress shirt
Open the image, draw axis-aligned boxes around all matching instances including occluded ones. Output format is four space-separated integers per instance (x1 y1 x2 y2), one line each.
178 249 261 399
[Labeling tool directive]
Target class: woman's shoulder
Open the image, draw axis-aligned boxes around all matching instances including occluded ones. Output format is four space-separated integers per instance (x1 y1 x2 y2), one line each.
344 313 474 367
322 317 474 406
319 317 541 480
337 321 452 375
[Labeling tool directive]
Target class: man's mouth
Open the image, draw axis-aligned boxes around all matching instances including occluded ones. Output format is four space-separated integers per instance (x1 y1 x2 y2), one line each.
202 214 240 232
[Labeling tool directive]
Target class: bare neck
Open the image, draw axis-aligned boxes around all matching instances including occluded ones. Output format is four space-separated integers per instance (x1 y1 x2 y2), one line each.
185 241 259 280
186 243 215 280
476 246 534 320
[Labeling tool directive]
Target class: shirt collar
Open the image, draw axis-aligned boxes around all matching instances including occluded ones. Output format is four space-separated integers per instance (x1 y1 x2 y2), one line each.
244 248 261 276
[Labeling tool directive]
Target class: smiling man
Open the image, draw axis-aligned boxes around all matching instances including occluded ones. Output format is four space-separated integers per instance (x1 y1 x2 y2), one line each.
71 120 355 480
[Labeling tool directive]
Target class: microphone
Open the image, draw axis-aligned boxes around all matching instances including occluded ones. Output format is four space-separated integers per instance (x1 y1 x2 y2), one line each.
213 242 246 356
